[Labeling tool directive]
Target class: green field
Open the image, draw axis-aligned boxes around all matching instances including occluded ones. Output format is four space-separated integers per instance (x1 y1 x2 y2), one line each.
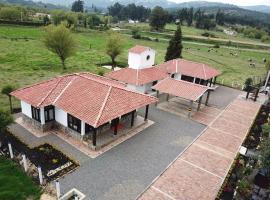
120 22 270 45
0 157 41 200
0 25 269 111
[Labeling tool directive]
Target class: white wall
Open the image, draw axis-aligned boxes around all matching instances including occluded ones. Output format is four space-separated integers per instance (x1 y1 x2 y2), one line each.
174 73 182 80
21 101 32 118
128 49 155 70
55 107 67 127
127 83 153 94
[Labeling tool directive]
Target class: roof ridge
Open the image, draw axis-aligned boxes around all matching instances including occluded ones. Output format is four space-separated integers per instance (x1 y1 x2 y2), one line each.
10 74 75 95
94 86 112 127
78 72 156 100
52 76 77 105
202 64 207 80
168 77 209 89
37 76 63 107
77 73 117 87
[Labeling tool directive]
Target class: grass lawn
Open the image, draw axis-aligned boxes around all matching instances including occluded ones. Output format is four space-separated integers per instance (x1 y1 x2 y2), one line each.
0 25 269 111
0 157 41 200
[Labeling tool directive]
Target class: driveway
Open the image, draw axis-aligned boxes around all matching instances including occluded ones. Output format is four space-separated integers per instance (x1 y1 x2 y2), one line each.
59 106 205 200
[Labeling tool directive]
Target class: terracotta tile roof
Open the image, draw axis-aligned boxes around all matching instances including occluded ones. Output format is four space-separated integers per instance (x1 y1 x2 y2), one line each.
129 45 152 54
11 73 157 128
157 59 221 80
105 67 168 86
152 78 209 101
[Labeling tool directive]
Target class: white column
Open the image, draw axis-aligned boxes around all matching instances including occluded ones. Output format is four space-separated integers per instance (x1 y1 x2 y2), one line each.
264 71 270 91
81 121 85 136
22 154 27 172
193 77 196 83
40 108 45 125
8 143 14 159
38 166 43 185
55 180 61 199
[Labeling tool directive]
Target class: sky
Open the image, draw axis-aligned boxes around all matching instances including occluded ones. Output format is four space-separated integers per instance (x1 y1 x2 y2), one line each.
169 0 270 6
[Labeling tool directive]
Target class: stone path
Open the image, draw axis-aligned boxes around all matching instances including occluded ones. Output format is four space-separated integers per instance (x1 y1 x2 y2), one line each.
138 98 261 200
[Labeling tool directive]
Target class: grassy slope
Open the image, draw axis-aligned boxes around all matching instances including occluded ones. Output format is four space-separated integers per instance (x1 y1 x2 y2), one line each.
0 157 41 200
0 25 268 111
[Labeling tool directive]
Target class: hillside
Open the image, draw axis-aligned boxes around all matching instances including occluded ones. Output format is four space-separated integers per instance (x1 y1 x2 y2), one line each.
242 5 270 14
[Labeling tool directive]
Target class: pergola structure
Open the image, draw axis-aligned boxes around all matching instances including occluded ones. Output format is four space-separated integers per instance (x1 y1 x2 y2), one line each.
157 59 221 88
152 78 210 117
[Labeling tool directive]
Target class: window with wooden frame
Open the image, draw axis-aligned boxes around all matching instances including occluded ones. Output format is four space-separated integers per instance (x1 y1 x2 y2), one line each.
31 106 41 122
67 114 81 133
44 105 55 122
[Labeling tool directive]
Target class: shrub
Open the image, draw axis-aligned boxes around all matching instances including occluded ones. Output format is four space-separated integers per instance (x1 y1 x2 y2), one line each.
213 44 220 48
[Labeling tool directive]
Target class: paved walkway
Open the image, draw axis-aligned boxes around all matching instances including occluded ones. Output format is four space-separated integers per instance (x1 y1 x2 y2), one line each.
59 106 205 200
138 98 261 200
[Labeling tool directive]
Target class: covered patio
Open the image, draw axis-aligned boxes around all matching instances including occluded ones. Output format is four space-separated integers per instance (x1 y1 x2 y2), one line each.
152 78 211 117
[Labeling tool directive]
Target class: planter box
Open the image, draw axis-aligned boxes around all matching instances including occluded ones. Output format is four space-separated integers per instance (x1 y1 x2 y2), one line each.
60 188 86 200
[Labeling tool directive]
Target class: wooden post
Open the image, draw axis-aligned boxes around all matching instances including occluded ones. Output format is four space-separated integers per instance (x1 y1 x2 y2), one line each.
22 154 27 172
114 118 119 136
166 93 170 101
156 91 159 106
131 111 135 127
38 166 43 185
8 143 14 159
56 180 61 199
205 90 211 106
254 88 259 102
209 78 213 87
144 105 149 121
213 77 217 85
197 96 203 111
188 101 193 118
92 129 97 147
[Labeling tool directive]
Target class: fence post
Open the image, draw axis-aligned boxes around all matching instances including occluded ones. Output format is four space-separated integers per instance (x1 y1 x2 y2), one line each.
38 166 43 185
8 143 14 159
22 154 27 172
56 180 61 199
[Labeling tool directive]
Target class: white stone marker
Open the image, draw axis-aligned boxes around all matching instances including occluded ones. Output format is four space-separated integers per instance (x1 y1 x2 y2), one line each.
8 143 14 159
38 166 43 185
56 180 61 199
22 154 27 172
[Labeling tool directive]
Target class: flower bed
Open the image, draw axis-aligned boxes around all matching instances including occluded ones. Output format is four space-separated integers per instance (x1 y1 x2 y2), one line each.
217 103 270 200
0 131 78 182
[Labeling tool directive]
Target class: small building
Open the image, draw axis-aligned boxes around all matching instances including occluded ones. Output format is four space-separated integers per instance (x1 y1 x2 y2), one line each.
11 72 157 149
157 59 221 88
106 45 168 94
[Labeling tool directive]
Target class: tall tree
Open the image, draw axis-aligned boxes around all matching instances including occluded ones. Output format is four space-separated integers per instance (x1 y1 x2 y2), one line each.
44 25 77 69
71 0 84 12
187 8 193 26
149 6 168 31
106 32 124 70
0 109 13 132
165 25 183 61
1 85 16 113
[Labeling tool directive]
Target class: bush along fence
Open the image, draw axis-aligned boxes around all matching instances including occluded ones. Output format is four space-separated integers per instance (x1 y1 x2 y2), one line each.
0 131 79 186
217 102 270 200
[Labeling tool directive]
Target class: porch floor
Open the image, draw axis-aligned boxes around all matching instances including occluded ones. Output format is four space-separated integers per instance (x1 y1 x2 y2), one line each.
13 115 154 158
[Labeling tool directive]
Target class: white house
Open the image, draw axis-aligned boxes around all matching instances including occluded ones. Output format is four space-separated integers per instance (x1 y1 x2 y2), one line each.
106 45 168 94
11 72 157 149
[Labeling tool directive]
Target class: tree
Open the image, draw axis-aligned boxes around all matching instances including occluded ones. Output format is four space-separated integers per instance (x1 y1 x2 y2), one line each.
71 0 84 12
149 6 168 31
1 85 16 113
106 32 124 70
0 7 21 21
244 78 253 91
165 25 183 61
187 8 193 26
44 25 77 69
0 109 13 132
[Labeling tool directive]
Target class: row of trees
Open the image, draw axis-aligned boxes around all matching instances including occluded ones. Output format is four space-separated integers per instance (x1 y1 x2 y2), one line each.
108 3 151 22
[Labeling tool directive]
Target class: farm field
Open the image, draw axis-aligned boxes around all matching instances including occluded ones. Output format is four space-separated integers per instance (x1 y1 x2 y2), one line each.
0 157 41 200
0 25 268 111
120 22 270 45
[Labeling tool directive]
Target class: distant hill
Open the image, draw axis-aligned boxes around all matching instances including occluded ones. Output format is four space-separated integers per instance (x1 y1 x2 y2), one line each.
0 0 67 10
242 5 270 14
